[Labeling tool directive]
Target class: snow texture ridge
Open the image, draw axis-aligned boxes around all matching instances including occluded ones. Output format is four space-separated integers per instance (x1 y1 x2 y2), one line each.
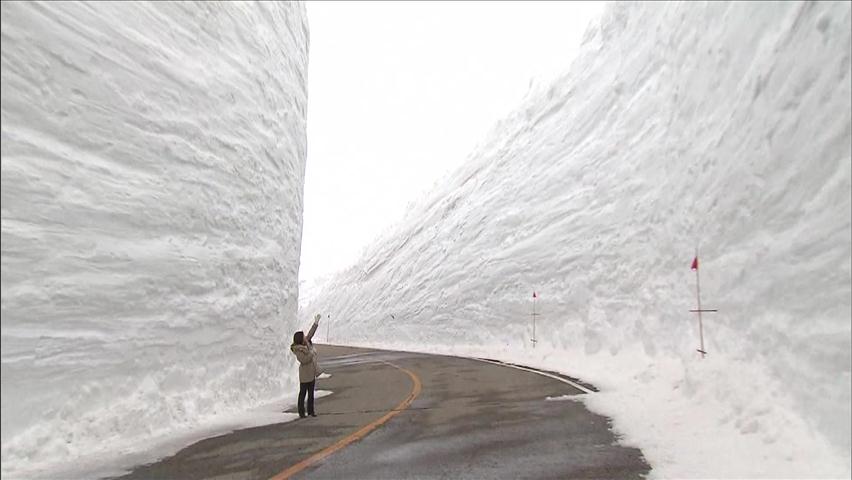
1 2 308 477
302 2 851 477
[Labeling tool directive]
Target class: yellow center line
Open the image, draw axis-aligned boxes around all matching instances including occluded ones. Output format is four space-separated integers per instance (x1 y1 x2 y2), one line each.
269 361 423 480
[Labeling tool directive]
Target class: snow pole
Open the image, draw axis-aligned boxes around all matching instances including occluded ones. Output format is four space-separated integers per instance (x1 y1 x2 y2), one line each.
326 314 331 343
531 291 540 348
690 248 717 358
694 249 705 357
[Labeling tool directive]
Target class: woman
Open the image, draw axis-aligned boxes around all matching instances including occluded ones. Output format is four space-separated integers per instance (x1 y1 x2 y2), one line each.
290 313 321 418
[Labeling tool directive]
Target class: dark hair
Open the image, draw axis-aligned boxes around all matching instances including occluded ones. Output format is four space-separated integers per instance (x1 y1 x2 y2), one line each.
293 331 304 345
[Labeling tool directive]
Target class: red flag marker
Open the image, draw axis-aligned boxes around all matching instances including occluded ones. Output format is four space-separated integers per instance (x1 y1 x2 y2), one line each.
530 291 540 348
690 249 717 357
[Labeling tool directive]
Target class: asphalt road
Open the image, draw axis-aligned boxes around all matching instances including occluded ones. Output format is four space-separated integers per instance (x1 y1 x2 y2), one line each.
113 345 649 479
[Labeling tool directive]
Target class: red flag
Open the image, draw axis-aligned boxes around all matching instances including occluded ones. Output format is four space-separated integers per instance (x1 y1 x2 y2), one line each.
691 256 699 270
532 292 537 298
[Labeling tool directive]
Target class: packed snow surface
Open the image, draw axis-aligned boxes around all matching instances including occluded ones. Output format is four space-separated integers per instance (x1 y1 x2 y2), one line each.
303 2 851 477
1 2 308 477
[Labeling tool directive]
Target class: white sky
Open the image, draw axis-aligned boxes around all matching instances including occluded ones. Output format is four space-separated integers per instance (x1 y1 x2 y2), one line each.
300 1 604 286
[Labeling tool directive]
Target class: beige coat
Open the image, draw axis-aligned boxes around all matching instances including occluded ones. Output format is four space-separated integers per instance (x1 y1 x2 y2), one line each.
291 321 320 383
291 343 319 382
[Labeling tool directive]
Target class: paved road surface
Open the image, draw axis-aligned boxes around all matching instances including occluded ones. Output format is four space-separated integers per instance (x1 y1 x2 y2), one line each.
113 345 649 479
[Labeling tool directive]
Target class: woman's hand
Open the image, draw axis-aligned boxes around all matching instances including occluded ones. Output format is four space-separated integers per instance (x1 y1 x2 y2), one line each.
314 313 321 325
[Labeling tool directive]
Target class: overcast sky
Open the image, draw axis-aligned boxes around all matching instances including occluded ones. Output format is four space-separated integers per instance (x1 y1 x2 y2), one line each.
300 1 604 286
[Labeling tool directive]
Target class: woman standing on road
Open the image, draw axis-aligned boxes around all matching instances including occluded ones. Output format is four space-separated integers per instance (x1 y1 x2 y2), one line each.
291 313 321 418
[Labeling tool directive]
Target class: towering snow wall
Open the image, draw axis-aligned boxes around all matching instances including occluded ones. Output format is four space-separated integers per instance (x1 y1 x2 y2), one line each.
303 1 851 476
1 2 308 476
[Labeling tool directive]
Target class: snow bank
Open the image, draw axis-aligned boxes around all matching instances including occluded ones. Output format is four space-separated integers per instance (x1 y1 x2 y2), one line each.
1 2 308 477
302 2 851 477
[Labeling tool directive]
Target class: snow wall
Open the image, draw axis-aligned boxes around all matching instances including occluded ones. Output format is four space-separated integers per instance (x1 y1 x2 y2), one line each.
302 2 851 477
1 2 308 477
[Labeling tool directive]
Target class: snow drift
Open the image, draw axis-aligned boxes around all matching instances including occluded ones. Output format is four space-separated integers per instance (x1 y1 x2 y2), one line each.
302 2 851 477
1 2 308 477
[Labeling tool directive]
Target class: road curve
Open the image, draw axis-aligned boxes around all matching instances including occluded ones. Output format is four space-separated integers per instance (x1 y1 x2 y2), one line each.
113 345 649 479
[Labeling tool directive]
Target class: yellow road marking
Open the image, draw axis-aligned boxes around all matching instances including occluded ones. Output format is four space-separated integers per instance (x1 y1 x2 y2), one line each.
269 361 422 480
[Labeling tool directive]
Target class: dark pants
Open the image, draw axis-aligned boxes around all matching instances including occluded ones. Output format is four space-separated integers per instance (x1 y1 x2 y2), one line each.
298 380 315 417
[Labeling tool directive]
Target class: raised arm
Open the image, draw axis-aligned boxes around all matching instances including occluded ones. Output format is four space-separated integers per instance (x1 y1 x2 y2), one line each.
306 313 321 342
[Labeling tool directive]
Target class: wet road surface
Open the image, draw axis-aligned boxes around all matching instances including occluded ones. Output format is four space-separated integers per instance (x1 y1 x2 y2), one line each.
113 345 649 479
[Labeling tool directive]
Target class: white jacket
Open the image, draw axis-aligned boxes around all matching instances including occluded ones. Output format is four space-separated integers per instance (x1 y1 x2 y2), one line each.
290 343 319 383
290 320 320 382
